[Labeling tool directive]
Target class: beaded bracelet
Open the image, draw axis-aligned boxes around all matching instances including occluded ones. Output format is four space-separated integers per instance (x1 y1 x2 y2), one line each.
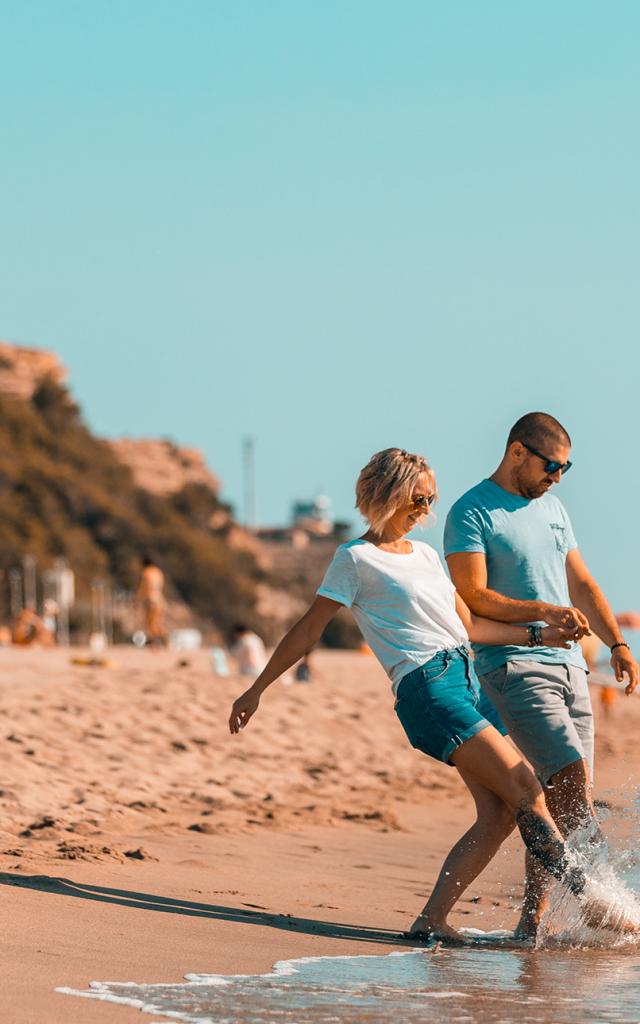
610 641 630 653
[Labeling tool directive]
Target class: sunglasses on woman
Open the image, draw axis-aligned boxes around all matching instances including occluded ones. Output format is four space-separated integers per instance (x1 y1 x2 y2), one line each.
411 493 436 509
521 442 572 476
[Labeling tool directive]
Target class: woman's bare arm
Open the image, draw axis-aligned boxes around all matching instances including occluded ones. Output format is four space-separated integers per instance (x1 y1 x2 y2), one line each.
454 592 572 649
229 596 343 733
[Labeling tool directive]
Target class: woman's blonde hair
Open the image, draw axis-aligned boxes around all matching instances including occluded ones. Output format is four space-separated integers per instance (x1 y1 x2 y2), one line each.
355 448 436 533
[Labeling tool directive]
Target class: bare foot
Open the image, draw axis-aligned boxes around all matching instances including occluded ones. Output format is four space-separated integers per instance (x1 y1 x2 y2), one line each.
404 913 470 946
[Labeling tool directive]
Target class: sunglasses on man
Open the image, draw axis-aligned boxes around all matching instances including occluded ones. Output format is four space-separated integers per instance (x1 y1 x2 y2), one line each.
521 442 572 476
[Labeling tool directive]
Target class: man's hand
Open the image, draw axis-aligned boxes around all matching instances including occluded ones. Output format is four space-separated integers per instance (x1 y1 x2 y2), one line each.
229 687 261 734
611 646 640 696
543 604 591 637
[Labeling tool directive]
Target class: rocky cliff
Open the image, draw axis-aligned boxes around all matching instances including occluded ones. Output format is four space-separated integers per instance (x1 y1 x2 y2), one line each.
109 438 221 498
0 341 65 399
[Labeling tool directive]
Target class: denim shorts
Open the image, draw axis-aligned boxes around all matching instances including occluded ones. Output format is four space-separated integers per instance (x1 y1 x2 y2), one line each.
394 647 506 766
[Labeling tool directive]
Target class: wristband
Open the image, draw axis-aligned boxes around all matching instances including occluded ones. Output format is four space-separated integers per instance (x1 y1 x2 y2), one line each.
610 642 630 653
527 625 543 647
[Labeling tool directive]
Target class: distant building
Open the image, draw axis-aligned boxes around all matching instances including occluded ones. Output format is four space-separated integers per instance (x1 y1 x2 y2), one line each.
291 494 333 536
252 495 351 595
256 494 350 548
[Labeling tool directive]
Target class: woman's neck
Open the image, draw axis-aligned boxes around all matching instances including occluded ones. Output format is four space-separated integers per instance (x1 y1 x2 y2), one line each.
362 529 412 553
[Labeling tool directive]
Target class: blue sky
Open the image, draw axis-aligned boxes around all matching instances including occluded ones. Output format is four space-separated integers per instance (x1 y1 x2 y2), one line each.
1 1 639 611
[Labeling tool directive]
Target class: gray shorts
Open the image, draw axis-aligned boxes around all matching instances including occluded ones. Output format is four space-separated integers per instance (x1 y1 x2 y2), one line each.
479 660 594 787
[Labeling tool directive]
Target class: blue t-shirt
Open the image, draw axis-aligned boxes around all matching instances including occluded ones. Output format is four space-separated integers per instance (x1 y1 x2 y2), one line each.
443 478 586 676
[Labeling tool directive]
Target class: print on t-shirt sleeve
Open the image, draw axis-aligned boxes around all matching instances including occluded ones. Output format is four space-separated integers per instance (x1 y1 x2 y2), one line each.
317 546 360 608
444 501 487 556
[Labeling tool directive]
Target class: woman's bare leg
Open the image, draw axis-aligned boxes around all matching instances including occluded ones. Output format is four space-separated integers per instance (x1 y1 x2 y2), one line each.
409 771 515 941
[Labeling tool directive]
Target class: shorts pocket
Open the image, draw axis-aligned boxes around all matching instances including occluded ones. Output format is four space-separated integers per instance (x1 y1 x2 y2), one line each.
480 663 509 696
420 660 451 684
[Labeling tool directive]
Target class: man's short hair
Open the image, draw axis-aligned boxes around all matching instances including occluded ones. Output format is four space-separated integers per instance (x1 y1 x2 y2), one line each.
506 412 571 452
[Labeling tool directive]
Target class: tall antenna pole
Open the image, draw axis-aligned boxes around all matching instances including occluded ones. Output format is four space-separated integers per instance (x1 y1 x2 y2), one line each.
243 436 256 529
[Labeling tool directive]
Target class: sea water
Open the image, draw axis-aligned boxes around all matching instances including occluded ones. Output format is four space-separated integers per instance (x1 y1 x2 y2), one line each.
56 942 640 1024
58 829 640 1023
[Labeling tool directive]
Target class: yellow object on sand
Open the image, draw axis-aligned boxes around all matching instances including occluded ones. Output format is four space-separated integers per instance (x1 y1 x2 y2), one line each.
70 656 118 668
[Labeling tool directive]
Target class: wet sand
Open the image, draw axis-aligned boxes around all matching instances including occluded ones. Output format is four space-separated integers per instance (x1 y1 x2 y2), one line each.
1 647 638 1023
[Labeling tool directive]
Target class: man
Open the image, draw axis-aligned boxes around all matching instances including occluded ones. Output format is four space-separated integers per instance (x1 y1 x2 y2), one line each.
444 411 639 938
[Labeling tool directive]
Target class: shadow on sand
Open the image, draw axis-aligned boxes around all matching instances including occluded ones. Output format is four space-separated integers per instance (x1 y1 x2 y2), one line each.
0 871 409 947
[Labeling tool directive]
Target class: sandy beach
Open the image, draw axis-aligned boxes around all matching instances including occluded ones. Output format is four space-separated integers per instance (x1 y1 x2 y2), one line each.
1 646 639 1023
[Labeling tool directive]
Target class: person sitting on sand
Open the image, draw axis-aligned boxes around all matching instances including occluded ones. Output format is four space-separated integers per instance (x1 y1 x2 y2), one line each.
230 624 267 678
12 607 55 647
229 448 637 943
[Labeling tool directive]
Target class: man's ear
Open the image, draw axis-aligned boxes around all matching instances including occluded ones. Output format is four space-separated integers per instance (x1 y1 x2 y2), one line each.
508 441 525 462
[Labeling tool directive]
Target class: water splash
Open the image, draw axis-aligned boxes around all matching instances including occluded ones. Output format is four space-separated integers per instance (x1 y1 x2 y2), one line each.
538 805 640 949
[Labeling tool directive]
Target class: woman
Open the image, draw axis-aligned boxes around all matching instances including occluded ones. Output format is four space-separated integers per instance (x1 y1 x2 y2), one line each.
229 448 631 942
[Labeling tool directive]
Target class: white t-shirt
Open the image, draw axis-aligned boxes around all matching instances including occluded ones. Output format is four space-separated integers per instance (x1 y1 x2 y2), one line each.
317 539 468 694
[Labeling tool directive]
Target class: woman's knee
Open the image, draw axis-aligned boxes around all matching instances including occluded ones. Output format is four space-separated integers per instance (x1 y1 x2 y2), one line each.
498 802 517 837
488 802 516 839
474 794 516 838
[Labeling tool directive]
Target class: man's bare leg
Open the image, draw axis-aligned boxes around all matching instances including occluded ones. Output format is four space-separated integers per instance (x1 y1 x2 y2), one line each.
515 758 600 939
409 768 515 942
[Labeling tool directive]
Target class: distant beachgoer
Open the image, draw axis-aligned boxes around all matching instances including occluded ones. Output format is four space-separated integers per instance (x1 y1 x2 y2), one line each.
137 556 167 647
445 411 639 939
42 598 59 639
211 646 231 678
231 625 267 678
230 448 636 942
295 653 312 683
12 607 54 647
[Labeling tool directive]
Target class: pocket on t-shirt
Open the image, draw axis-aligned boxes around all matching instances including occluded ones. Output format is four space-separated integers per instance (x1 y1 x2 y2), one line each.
549 522 569 554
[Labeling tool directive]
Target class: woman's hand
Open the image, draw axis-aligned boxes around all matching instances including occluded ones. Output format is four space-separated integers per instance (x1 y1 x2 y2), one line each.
541 625 574 649
229 687 261 734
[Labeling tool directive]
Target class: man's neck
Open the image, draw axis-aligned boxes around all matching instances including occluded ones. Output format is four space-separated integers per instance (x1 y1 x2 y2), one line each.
489 461 525 497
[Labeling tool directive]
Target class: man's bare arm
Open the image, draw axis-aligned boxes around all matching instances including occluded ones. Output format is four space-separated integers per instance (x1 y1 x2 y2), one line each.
566 549 639 694
446 551 590 632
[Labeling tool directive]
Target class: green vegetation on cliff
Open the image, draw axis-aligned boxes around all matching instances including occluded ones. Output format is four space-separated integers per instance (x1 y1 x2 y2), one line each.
0 378 262 636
